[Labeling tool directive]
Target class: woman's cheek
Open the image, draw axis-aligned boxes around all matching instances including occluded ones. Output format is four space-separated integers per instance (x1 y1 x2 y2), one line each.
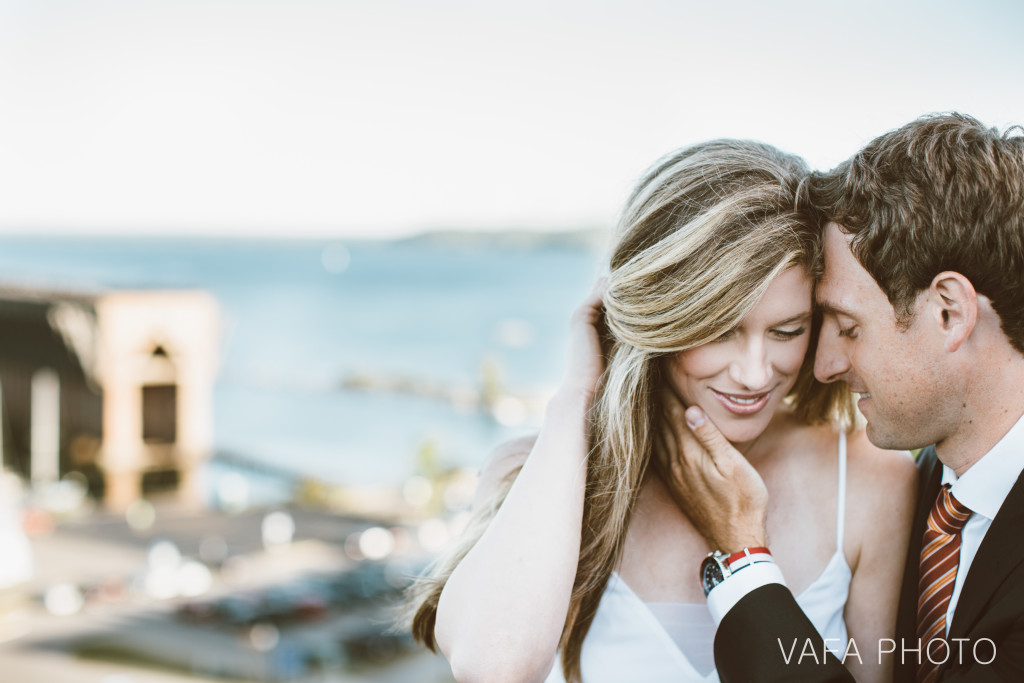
776 337 811 375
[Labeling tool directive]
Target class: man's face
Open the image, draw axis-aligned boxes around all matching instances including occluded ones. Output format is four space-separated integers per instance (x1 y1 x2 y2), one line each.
814 223 954 450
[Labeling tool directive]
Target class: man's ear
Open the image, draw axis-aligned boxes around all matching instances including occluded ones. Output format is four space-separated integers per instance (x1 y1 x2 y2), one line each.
930 272 977 352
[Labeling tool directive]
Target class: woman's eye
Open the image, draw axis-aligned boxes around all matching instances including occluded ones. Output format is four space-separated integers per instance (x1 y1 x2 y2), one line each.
714 329 736 342
838 326 859 339
772 327 806 340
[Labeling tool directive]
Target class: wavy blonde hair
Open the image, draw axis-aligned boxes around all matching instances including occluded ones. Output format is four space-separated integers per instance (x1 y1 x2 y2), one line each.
406 139 854 682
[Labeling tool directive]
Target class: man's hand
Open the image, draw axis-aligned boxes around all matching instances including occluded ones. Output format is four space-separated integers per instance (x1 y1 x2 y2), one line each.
651 387 770 553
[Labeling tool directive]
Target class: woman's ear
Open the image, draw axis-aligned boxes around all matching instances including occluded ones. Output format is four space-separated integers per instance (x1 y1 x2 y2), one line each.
930 272 977 353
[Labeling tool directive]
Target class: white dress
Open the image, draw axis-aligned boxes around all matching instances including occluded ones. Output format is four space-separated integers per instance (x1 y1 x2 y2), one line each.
544 432 851 682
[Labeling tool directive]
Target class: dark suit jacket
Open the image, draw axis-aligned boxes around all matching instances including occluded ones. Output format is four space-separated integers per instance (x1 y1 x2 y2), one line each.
714 446 1024 683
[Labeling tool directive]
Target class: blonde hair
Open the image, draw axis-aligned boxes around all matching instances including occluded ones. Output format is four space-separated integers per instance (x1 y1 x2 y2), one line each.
407 140 854 682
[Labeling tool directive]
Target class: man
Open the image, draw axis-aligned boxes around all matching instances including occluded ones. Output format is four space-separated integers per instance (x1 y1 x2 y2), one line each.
656 113 1024 682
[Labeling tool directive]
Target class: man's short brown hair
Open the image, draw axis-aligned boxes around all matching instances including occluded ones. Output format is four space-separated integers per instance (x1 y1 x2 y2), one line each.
803 112 1024 352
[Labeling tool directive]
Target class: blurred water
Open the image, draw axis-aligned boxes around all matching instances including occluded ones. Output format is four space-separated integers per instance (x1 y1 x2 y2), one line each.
0 236 601 489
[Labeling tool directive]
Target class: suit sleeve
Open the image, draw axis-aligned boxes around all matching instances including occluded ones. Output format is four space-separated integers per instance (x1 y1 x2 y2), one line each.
714 584 853 683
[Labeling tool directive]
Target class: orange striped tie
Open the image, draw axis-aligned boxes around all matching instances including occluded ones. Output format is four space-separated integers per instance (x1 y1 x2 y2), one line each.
917 484 971 683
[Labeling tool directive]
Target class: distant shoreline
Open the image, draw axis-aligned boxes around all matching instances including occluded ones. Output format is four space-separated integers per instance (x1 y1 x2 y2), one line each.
398 227 607 250
0 227 610 250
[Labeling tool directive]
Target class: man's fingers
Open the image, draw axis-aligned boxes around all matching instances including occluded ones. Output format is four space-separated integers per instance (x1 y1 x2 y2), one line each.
684 407 737 472
655 388 718 481
651 414 708 513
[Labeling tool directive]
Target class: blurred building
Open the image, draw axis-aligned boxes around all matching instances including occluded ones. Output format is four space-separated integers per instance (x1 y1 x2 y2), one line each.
0 287 219 510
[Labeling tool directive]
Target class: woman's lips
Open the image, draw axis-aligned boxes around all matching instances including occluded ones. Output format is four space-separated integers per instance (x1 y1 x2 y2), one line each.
710 388 772 415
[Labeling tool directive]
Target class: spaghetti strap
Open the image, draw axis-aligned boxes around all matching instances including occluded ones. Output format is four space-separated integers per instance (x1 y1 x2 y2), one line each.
836 431 847 552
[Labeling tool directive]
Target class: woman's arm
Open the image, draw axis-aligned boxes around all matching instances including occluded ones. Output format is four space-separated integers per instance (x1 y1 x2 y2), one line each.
841 432 917 683
434 282 606 683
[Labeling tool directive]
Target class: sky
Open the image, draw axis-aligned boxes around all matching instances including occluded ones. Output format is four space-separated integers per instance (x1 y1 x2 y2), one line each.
1 0 1022 238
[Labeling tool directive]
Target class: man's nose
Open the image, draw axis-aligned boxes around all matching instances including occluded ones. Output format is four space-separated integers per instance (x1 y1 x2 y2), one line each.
729 339 773 390
814 327 850 384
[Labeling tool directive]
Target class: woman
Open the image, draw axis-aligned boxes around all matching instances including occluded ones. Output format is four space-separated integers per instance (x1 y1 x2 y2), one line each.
407 140 916 682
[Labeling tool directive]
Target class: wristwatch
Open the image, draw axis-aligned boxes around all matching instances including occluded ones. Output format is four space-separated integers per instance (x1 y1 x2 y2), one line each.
700 546 772 597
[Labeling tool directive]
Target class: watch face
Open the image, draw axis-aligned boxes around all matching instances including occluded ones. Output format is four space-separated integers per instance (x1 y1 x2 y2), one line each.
701 556 726 594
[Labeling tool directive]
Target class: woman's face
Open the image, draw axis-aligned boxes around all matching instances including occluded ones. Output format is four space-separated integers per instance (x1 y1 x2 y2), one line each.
665 267 813 450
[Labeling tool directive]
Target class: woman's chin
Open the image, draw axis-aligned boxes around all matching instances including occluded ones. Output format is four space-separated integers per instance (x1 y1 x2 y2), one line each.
705 411 773 448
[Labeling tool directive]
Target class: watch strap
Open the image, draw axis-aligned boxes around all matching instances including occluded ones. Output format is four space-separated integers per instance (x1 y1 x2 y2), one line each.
725 546 772 572
725 546 771 565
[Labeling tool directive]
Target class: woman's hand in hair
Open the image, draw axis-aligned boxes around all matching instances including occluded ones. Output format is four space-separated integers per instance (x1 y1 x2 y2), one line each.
558 277 609 404
651 388 769 554
434 285 602 681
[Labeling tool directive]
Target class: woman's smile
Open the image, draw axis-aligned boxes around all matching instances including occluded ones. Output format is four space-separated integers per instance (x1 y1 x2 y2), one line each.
710 387 773 415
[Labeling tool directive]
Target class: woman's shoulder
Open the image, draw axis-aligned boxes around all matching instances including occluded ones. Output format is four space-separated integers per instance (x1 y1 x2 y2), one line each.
843 428 916 529
764 413 842 465
841 428 917 571
773 412 915 482
768 416 916 493
843 428 916 493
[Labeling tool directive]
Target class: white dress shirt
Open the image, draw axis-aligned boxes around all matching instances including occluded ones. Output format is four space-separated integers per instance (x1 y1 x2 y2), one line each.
940 410 1024 633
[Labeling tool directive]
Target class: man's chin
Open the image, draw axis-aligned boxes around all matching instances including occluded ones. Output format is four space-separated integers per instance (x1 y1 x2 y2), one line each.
864 419 918 451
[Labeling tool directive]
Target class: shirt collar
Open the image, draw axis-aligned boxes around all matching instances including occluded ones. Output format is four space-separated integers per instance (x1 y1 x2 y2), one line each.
942 411 1024 521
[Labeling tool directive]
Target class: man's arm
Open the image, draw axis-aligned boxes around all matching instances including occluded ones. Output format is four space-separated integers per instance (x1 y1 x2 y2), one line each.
651 396 852 683
715 585 852 683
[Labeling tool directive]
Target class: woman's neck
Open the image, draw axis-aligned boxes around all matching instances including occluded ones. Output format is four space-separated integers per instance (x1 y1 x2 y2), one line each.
732 408 794 464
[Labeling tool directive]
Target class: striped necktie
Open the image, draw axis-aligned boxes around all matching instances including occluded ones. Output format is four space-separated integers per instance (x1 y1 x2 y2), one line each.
917 484 972 683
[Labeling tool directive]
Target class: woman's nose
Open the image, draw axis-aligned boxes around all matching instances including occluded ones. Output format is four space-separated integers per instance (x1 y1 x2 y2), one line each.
728 340 773 391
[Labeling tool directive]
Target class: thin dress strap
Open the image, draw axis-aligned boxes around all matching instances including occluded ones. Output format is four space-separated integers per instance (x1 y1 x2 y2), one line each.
836 430 848 552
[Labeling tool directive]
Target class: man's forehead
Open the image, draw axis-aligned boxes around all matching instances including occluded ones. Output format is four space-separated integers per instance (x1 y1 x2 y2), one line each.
818 222 887 318
817 223 862 313
814 275 851 317
823 222 856 265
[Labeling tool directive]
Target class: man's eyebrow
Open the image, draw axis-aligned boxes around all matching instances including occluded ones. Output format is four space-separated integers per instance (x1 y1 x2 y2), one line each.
770 312 812 326
815 299 854 318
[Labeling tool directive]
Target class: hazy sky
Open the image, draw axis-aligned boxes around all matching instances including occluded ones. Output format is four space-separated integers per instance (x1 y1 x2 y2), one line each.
2 0 1022 237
